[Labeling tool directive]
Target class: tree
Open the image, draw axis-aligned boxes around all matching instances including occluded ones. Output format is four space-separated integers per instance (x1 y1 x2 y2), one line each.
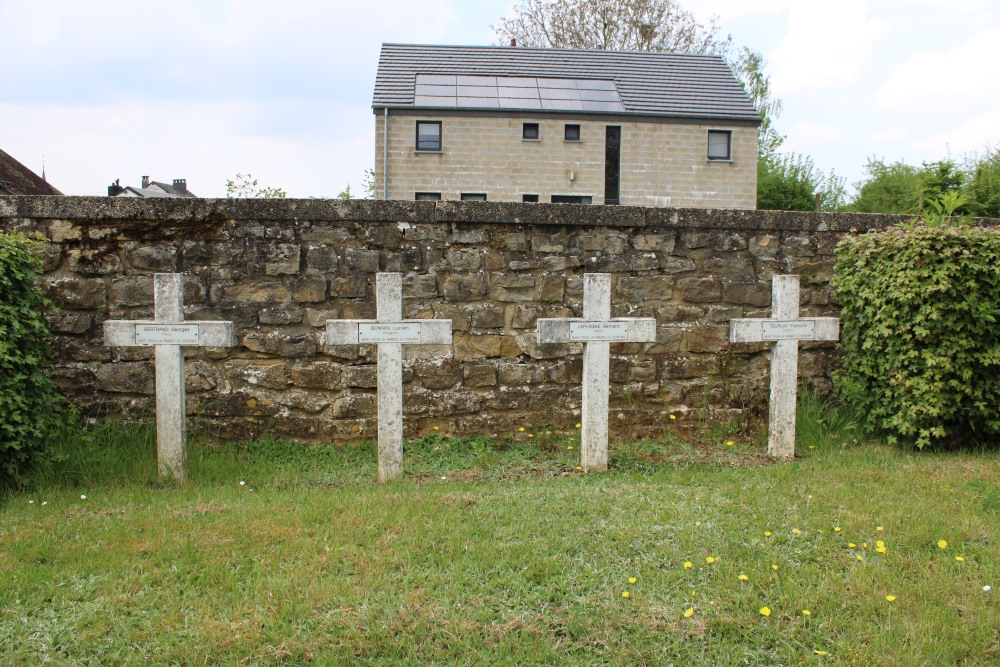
757 153 847 212
225 173 287 199
965 147 1000 218
849 159 966 215
493 0 732 55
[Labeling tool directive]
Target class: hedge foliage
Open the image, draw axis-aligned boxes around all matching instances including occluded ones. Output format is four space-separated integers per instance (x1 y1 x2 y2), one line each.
0 232 61 483
833 224 1000 447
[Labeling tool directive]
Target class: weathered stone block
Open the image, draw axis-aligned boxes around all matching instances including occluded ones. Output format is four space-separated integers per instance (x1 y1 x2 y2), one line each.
549 359 582 384
678 277 721 303
94 362 154 394
537 275 565 302
680 231 711 249
293 277 327 303
45 276 107 310
531 233 569 253
489 273 535 301
431 303 471 331
404 274 438 298
243 332 318 357
452 227 488 244
264 243 301 275
49 220 81 242
454 333 519 360
415 360 462 390
345 248 380 272
510 305 543 329
632 233 675 252
127 246 177 272
343 365 378 388
723 282 772 307
618 276 674 302
290 362 342 390
67 249 123 276
259 304 303 325
471 304 505 329
446 248 482 271
48 311 93 334
442 274 486 301
711 232 749 252
498 362 547 385
219 282 291 304
783 236 814 257
463 364 497 387
685 324 729 353
503 232 528 251
367 225 403 247
329 276 367 298
110 276 155 307
305 245 339 274
226 359 289 391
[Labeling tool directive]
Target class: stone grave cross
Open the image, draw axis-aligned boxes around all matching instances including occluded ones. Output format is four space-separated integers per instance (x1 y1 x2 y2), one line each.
729 274 839 459
537 274 656 472
326 272 452 482
104 273 235 482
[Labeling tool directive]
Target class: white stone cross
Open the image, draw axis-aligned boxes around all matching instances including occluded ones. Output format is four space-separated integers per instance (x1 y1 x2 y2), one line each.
537 273 656 472
729 274 839 459
104 273 235 482
326 272 452 482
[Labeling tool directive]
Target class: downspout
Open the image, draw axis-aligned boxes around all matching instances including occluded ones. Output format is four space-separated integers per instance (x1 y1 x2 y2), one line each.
383 108 389 200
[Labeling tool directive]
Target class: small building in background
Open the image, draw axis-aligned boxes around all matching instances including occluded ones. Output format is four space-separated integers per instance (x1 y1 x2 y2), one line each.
108 176 197 198
372 43 760 208
0 148 62 195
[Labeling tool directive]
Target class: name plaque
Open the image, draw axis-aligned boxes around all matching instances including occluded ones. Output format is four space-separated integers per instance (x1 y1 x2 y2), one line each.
569 321 629 342
762 320 815 341
359 322 422 343
135 323 200 345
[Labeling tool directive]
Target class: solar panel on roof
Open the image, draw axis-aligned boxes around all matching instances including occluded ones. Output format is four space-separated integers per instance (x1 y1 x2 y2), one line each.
413 74 622 112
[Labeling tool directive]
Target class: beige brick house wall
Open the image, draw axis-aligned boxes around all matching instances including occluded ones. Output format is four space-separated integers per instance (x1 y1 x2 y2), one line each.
375 113 758 208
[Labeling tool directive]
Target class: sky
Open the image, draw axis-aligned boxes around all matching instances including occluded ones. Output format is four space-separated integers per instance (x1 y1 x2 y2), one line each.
2 0 998 198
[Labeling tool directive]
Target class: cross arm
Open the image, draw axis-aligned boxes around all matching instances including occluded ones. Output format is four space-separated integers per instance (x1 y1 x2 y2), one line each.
537 318 657 344
326 320 454 345
729 317 840 343
104 320 235 347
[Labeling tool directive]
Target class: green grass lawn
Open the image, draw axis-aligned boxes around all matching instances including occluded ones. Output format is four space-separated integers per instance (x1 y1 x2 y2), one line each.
2 412 999 666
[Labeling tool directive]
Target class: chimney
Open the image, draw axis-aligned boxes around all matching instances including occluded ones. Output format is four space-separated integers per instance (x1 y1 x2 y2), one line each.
172 178 187 194
107 179 124 197
510 39 516 47
141 175 150 188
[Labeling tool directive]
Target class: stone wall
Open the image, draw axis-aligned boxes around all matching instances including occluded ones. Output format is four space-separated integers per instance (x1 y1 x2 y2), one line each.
0 196 942 442
375 112 758 208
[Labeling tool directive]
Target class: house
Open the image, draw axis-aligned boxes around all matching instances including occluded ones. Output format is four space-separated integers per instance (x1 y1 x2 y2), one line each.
372 43 760 208
108 176 197 198
0 148 62 195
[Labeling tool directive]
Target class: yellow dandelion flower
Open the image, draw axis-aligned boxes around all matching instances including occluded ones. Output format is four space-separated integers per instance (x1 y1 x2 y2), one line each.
876 545 887 554
575 466 582 470
695 521 702 527
433 425 439 431
863 542 869 548
876 526 884 532
706 556 716 564
621 591 631 599
738 574 749 581
791 528 802 535
885 595 896 602
848 543 856 548
528 434 534 438
802 610 812 616
834 527 842 532
567 446 573 450
876 540 885 548
670 414 676 420
683 561 693 570
518 427 525 432
938 540 948 549
684 607 695 618
772 564 780 571
759 607 771 617
764 531 773 537
814 650 829 656
955 555 965 562
725 440 734 447
575 423 581 428
628 577 637 584
856 555 864 561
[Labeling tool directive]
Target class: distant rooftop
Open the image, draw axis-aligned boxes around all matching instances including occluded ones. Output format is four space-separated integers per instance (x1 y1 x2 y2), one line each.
0 148 62 195
108 177 196 198
374 43 760 123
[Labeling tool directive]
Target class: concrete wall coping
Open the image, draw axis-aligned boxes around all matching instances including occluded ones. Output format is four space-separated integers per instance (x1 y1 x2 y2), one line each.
5 196 994 234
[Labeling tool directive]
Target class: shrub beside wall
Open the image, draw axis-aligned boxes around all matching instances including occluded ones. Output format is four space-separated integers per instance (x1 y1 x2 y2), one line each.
0 232 61 482
834 225 1000 447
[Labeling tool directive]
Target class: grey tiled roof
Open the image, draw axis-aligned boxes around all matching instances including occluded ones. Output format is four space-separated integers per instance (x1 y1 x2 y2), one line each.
374 43 760 123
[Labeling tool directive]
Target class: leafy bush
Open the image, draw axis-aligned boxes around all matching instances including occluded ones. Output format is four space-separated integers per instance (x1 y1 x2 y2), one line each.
0 232 61 483
833 223 1000 447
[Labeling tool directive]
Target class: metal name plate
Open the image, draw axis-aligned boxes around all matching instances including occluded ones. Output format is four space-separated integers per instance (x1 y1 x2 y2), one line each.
762 320 815 341
359 322 422 343
569 321 629 342
135 323 200 345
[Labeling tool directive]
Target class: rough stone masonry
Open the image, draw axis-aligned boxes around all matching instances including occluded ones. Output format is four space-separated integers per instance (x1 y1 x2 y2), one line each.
4 196 982 443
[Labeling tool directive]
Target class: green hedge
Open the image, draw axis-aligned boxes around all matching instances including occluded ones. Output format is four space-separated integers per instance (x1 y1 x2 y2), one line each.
833 225 1000 447
0 232 61 483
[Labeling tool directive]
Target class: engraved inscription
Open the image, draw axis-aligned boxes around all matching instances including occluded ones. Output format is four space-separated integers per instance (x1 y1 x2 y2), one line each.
135 323 200 345
569 321 628 342
359 322 422 343
762 320 815 341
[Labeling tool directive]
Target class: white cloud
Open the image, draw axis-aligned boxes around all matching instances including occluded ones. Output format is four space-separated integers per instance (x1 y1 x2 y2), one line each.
784 122 847 148
868 128 910 144
769 1 890 95
876 29 1000 109
907 109 1000 157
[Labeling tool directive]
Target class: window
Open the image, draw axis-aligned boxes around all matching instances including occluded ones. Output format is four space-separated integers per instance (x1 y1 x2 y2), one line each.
550 195 592 205
522 194 539 203
415 192 441 201
461 193 487 201
522 123 540 140
564 124 581 141
416 121 442 151
605 125 621 205
707 130 732 160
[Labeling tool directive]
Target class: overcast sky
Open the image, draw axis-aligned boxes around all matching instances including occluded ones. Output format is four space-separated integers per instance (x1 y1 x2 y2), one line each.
2 0 997 198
